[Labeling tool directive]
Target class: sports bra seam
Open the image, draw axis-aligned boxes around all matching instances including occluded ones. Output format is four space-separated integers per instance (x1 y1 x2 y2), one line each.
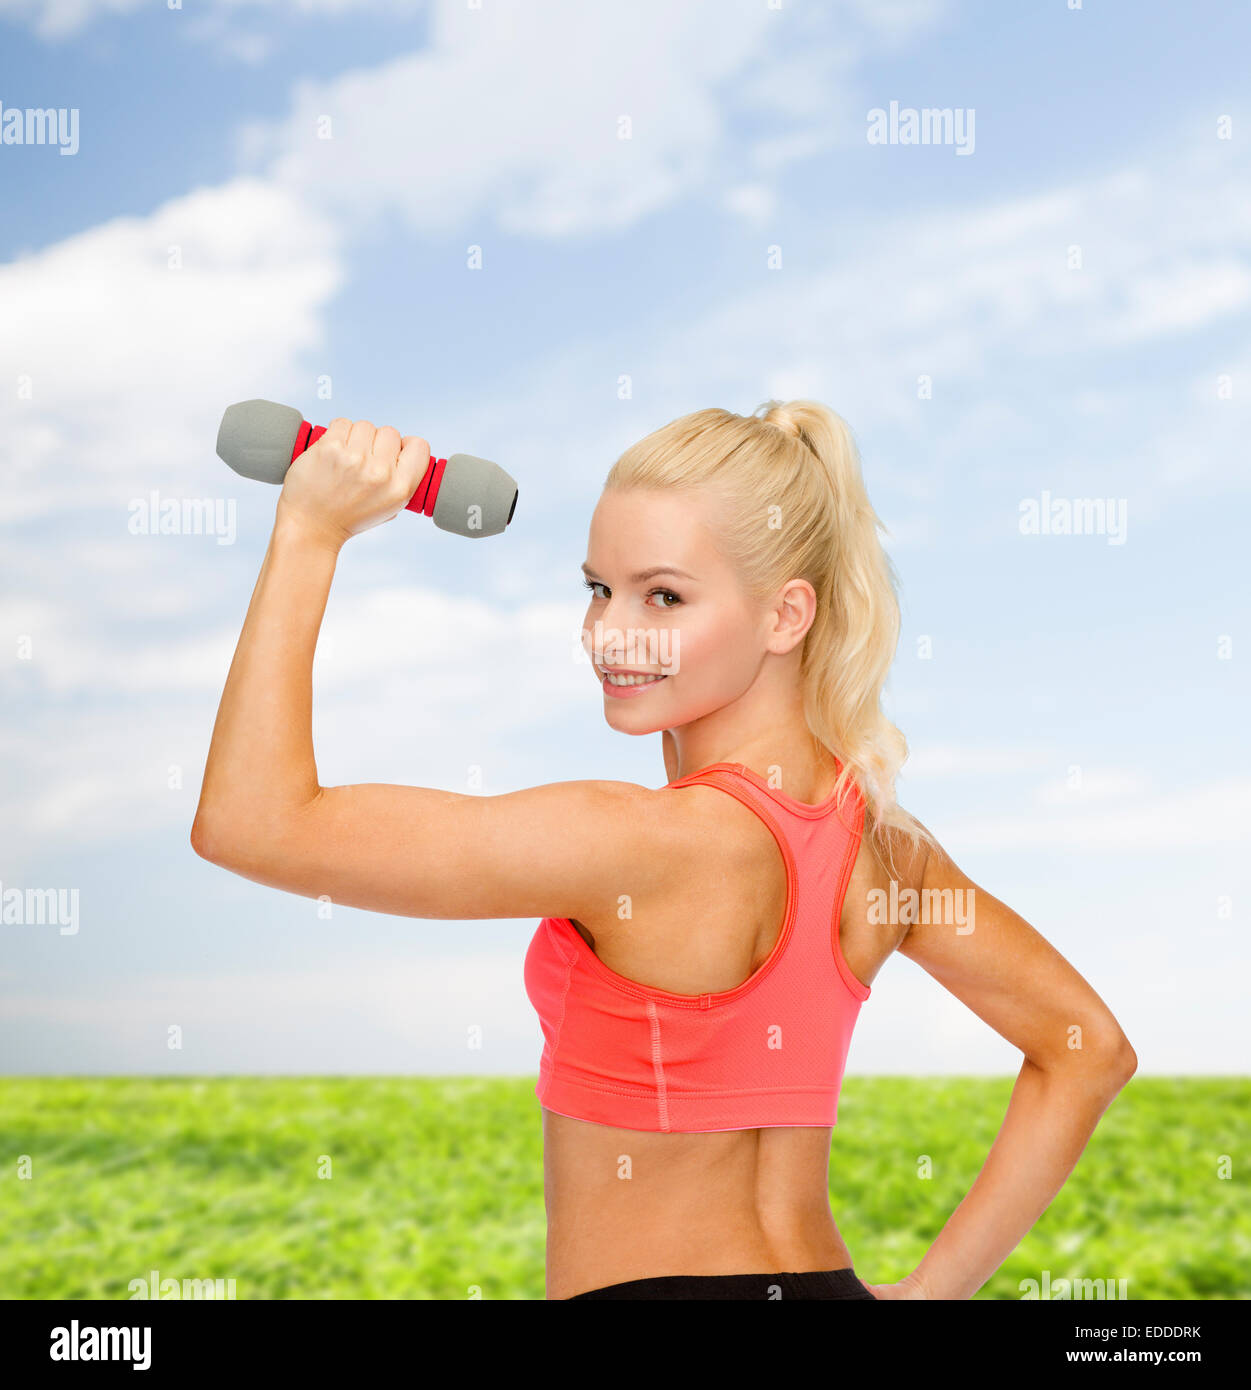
830 793 871 1003
645 1000 670 1130
546 917 575 967
542 924 577 1073
540 1072 838 1100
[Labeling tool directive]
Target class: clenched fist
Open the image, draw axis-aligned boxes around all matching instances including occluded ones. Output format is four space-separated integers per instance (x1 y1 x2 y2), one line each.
275 417 431 550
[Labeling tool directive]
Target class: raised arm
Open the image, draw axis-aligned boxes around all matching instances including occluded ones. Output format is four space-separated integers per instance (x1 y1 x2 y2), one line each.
890 827 1137 1300
190 417 685 923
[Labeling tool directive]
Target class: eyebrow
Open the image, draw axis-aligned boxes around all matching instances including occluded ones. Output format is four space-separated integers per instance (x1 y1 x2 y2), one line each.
581 563 696 584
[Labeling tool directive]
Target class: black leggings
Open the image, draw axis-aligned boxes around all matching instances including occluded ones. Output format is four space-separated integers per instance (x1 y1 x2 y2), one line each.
568 1266 876 1300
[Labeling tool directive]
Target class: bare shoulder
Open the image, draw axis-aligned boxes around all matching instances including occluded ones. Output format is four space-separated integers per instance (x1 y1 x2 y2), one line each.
843 803 933 955
577 777 777 911
574 775 775 842
872 811 933 894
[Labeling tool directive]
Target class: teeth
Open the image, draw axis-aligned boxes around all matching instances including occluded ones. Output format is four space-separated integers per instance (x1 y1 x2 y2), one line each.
604 671 665 686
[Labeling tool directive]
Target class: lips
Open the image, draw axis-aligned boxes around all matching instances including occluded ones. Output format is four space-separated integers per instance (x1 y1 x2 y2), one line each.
601 667 666 686
597 663 669 697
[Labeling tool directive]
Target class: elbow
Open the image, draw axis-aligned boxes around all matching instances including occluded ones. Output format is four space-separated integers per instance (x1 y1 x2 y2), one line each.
191 799 311 875
1091 1032 1137 1090
1098 1019 1138 1081
190 810 229 866
1110 1038 1138 1082
1031 1031 1138 1090
191 806 253 869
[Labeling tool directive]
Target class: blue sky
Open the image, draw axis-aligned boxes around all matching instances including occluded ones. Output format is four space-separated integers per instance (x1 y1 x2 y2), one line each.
1 0 1247 1078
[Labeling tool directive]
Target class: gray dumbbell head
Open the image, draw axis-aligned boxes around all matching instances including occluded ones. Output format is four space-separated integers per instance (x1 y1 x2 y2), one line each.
216 400 303 484
433 454 519 538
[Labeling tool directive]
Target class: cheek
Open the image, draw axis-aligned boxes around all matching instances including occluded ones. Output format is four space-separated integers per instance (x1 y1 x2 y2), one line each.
668 607 759 688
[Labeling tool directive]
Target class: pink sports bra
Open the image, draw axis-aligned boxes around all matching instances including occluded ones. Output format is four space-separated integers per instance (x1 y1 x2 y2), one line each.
523 760 870 1133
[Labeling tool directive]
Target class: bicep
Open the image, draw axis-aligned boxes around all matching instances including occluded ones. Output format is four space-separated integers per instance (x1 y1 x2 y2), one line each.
193 778 666 922
896 837 1135 1072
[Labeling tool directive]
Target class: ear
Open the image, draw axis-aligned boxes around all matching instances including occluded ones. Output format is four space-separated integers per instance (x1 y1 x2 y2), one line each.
764 578 817 656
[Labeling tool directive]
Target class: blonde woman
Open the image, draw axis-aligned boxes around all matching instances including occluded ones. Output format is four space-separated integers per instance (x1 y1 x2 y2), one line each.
192 399 1137 1301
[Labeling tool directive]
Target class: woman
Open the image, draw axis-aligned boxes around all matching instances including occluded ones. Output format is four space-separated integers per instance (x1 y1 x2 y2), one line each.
192 398 1137 1301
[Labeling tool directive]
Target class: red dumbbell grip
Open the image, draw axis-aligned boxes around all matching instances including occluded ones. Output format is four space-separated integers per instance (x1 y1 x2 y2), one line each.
290 420 447 515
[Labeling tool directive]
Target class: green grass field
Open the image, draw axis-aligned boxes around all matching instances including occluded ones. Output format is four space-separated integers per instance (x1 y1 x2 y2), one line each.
0 1076 1244 1300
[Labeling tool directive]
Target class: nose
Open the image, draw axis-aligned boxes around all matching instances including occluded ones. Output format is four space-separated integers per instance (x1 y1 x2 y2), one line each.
584 611 627 668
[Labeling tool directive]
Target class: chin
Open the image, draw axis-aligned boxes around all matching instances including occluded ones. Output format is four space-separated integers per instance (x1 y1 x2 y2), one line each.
602 686 703 738
601 692 672 735
603 708 666 736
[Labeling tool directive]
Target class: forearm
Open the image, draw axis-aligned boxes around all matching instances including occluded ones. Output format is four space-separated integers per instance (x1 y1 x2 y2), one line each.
912 1055 1132 1300
193 511 340 844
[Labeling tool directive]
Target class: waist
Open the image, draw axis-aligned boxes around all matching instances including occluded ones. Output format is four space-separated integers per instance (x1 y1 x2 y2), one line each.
541 1108 852 1300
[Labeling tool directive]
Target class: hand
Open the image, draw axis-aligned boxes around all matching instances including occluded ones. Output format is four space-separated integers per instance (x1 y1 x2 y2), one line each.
275 416 431 550
859 1271 931 1300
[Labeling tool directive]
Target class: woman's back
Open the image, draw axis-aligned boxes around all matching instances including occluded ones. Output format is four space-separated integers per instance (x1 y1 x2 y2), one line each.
531 757 911 1299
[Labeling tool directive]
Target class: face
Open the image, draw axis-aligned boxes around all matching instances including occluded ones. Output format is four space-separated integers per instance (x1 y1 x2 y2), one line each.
580 488 780 736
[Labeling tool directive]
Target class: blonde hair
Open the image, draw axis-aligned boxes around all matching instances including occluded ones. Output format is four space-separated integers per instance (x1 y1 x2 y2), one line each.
604 398 936 862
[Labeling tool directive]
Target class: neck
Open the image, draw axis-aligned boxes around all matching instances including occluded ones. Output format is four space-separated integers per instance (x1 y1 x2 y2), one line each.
664 662 838 801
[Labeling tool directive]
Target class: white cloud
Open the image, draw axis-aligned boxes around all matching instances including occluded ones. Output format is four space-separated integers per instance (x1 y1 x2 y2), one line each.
840 0 950 43
0 0 423 41
0 0 946 47
940 777 1251 851
1098 257 1251 344
244 2 766 240
901 744 1057 778
722 183 777 226
563 125 1251 536
0 587 584 698
0 0 144 39
0 583 592 850
229 0 950 240
686 157 1251 413
0 177 341 522
857 918 1247 1075
1031 770 1151 806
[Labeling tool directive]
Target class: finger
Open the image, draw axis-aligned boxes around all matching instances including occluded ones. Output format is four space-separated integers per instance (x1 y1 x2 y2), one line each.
373 425 402 466
347 419 377 460
323 417 352 443
396 435 431 498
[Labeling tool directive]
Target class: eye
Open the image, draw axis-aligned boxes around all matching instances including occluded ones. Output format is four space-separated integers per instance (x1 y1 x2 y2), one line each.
581 578 681 608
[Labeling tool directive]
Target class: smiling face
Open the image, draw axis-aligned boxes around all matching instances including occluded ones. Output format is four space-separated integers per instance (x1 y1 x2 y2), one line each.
581 487 777 736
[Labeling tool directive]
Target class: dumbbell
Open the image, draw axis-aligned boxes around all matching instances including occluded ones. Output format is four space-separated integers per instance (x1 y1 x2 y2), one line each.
215 399 517 538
